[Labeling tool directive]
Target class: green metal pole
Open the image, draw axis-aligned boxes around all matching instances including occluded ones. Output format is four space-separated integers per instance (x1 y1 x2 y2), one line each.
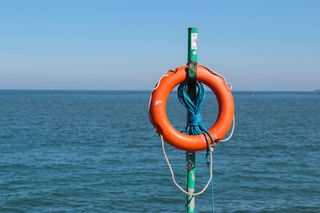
186 27 198 213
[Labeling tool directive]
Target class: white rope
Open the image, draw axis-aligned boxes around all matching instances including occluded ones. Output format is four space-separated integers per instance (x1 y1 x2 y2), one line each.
202 65 233 90
218 116 235 142
160 134 214 196
202 65 236 143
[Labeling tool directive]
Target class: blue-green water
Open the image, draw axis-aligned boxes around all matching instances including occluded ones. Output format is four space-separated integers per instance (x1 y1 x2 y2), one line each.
0 90 319 212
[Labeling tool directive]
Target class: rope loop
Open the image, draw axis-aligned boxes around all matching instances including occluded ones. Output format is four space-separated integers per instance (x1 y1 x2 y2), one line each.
160 134 214 197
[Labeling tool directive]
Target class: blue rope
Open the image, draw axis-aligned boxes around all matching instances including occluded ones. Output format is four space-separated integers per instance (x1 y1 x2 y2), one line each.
177 81 215 213
178 81 205 135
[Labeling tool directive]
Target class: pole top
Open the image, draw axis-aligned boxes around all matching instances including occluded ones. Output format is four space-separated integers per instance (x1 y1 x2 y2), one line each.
187 28 198 83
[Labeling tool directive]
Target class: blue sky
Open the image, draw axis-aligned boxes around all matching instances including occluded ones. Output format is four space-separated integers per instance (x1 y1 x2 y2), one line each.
0 0 319 90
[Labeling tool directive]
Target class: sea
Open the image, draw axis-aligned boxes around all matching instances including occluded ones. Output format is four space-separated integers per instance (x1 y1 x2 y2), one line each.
0 90 319 212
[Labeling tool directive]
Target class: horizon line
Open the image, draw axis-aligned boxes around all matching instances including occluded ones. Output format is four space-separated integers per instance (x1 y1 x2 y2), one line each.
0 89 318 92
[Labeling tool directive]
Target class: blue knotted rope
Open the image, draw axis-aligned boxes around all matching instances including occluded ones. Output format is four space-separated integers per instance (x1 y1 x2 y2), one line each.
177 81 206 135
177 81 214 145
177 81 215 212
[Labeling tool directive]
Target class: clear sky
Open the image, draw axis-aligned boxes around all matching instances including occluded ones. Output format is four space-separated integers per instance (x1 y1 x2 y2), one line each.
0 0 319 91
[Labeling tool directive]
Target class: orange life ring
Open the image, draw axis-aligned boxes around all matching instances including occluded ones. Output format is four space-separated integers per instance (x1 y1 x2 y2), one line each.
149 65 234 152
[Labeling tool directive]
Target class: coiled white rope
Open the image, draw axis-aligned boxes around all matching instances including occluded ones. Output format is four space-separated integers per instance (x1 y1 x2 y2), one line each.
160 134 214 196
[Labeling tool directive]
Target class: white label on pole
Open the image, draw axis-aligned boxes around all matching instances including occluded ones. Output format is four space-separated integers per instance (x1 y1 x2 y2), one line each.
191 33 198 50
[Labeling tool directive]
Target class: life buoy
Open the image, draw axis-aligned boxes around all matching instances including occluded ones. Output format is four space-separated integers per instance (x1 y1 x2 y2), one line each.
149 65 234 152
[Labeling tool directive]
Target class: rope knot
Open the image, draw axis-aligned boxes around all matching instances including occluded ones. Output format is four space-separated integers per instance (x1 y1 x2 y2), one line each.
187 113 202 126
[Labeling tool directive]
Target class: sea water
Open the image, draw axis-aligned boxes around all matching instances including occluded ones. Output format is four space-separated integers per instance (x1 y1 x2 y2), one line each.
0 90 319 212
